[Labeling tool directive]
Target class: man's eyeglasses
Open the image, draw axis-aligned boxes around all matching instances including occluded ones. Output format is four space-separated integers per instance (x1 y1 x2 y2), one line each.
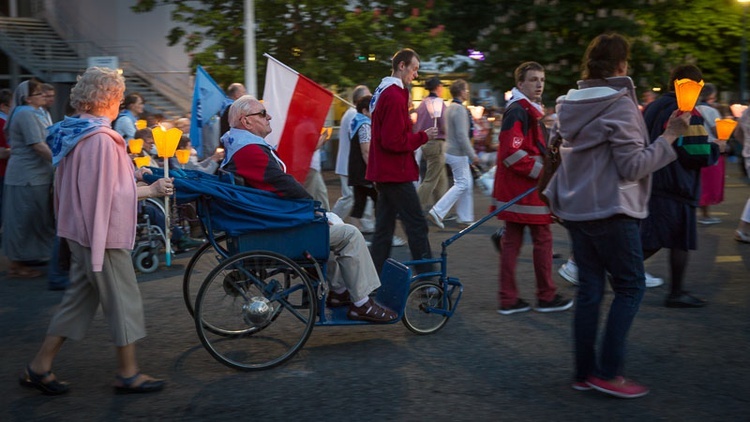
245 109 268 118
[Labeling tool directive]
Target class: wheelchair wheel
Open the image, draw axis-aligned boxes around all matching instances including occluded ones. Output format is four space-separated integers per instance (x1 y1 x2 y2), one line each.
182 234 228 316
194 250 316 371
402 281 452 335
134 251 159 274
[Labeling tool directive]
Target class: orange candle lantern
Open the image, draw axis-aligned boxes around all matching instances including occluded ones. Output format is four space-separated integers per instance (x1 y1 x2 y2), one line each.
715 118 738 141
674 78 704 112
135 119 148 130
175 149 191 165
151 126 182 158
128 138 143 154
133 156 151 168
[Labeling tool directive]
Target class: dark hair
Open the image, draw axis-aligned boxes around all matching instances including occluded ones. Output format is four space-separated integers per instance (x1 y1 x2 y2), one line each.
391 48 420 72
582 33 630 80
122 93 144 110
134 127 153 140
700 82 717 102
450 79 467 98
356 95 372 114
514 62 544 84
669 65 703 92
178 135 191 149
425 76 442 92
0 88 12 106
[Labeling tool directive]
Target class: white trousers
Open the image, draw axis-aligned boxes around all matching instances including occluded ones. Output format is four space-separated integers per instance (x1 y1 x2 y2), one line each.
431 153 474 222
327 223 380 301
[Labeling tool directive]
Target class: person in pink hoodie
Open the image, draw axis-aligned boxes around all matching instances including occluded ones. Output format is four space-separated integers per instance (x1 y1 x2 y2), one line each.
19 67 173 396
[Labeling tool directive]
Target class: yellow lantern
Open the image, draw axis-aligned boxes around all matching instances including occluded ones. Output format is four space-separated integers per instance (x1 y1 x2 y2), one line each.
128 138 144 154
151 126 182 158
133 156 151 168
175 149 191 165
674 79 704 112
135 119 148 130
715 118 738 141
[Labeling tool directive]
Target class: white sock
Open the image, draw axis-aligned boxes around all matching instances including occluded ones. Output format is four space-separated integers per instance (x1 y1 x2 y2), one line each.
353 297 369 307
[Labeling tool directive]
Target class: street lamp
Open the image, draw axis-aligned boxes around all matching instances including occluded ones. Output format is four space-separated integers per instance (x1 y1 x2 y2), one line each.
740 0 750 103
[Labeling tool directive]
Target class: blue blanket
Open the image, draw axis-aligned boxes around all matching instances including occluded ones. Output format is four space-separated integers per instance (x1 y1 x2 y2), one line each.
143 169 323 236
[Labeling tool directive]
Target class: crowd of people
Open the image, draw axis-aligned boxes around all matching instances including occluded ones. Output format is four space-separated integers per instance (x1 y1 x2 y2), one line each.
3 31 749 399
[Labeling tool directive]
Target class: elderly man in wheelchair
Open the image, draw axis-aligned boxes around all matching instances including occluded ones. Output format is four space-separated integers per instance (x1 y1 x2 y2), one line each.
219 94 396 323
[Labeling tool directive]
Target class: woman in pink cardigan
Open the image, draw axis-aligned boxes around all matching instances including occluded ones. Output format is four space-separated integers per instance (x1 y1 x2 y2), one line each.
19 67 173 395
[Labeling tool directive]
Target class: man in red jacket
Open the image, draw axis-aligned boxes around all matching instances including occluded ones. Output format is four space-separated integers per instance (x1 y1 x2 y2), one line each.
367 48 438 274
493 61 572 315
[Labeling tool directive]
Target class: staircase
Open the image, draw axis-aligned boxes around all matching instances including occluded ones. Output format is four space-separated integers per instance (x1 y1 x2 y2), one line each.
0 16 189 119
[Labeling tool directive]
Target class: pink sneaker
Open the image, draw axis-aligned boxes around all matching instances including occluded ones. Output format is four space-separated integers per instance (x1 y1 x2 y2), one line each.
571 381 592 391
586 376 649 399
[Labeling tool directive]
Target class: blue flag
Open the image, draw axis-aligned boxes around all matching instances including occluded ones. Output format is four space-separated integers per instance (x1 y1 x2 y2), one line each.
190 65 229 157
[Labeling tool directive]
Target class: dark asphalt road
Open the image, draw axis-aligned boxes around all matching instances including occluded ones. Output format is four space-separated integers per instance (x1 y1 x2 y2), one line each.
2 167 749 421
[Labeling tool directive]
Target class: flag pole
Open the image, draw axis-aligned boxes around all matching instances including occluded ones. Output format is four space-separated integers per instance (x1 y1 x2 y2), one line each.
263 53 354 108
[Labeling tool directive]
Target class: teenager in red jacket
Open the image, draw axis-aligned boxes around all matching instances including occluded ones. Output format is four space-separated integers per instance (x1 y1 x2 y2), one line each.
493 61 572 315
367 48 438 275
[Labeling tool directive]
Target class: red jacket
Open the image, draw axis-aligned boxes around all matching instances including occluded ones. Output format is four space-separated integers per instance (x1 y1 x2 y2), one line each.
492 99 552 225
366 84 427 183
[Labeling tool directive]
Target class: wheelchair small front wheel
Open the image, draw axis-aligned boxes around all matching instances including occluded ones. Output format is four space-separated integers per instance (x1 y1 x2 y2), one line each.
194 250 316 371
183 234 228 316
402 281 452 335
134 251 159 274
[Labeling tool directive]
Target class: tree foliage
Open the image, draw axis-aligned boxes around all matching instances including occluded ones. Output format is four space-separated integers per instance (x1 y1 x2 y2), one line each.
133 0 750 103
132 0 454 93
466 0 750 103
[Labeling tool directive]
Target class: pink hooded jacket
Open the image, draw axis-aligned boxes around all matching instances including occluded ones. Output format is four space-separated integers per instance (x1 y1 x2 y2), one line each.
55 125 137 272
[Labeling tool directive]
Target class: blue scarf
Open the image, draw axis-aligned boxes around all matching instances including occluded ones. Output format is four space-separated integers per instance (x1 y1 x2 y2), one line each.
47 115 112 166
220 127 286 171
350 113 371 139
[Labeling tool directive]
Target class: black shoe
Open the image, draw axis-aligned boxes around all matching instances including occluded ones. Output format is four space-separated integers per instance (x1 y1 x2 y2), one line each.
497 298 531 315
535 294 574 313
491 227 505 253
665 292 707 308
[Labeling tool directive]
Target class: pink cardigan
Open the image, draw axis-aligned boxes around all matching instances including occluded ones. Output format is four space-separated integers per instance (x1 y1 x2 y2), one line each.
55 126 137 272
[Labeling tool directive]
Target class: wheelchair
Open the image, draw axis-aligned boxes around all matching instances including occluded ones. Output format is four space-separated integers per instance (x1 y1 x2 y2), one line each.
156 169 532 371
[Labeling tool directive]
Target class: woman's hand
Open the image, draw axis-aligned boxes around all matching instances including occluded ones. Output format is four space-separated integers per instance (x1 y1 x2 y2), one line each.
151 177 174 197
662 110 691 144
134 167 153 181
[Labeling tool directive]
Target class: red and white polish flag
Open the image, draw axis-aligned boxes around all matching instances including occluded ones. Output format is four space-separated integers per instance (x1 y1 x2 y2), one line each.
263 55 333 183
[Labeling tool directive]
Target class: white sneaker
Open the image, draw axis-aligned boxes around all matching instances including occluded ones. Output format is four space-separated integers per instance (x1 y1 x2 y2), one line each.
644 272 664 288
558 259 579 285
391 235 407 247
427 209 444 229
736 230 750 243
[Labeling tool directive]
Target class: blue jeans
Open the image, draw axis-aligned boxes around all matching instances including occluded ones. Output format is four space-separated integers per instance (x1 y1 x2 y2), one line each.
566 217 646 381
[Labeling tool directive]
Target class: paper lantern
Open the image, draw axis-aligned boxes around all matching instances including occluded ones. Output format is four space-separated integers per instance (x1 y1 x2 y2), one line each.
175 149 191 165
135 119 148 130
133 156 151 168
128 138 143 154
715 118 738 141
674 79 704 112
730 104 748 119
151 126 182 158
469 105 485 120
320 127 332 140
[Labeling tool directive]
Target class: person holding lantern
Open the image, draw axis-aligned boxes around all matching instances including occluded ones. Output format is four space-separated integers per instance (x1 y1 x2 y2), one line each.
20 67 173 395
543 33 691 398
641 65 721 309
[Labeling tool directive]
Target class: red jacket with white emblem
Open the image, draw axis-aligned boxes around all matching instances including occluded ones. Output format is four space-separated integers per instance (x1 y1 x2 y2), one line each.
492 98 552 224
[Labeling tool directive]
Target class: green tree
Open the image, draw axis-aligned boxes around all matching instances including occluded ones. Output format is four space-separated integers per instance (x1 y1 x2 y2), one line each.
466 1 749 104
132 0 454 93
637 0 746 98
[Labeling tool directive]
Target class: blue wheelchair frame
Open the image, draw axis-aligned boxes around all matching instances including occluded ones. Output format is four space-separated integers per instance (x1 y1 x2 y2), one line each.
165 169 535 370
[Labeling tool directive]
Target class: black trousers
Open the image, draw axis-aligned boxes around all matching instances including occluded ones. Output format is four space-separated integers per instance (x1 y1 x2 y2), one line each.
371 182 434 275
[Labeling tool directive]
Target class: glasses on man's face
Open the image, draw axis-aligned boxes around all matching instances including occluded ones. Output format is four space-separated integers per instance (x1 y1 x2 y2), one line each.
245 109 268 119
28 92 43 97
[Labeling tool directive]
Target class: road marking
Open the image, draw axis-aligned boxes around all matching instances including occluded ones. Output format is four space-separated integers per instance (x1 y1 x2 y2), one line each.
716 256 743 263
